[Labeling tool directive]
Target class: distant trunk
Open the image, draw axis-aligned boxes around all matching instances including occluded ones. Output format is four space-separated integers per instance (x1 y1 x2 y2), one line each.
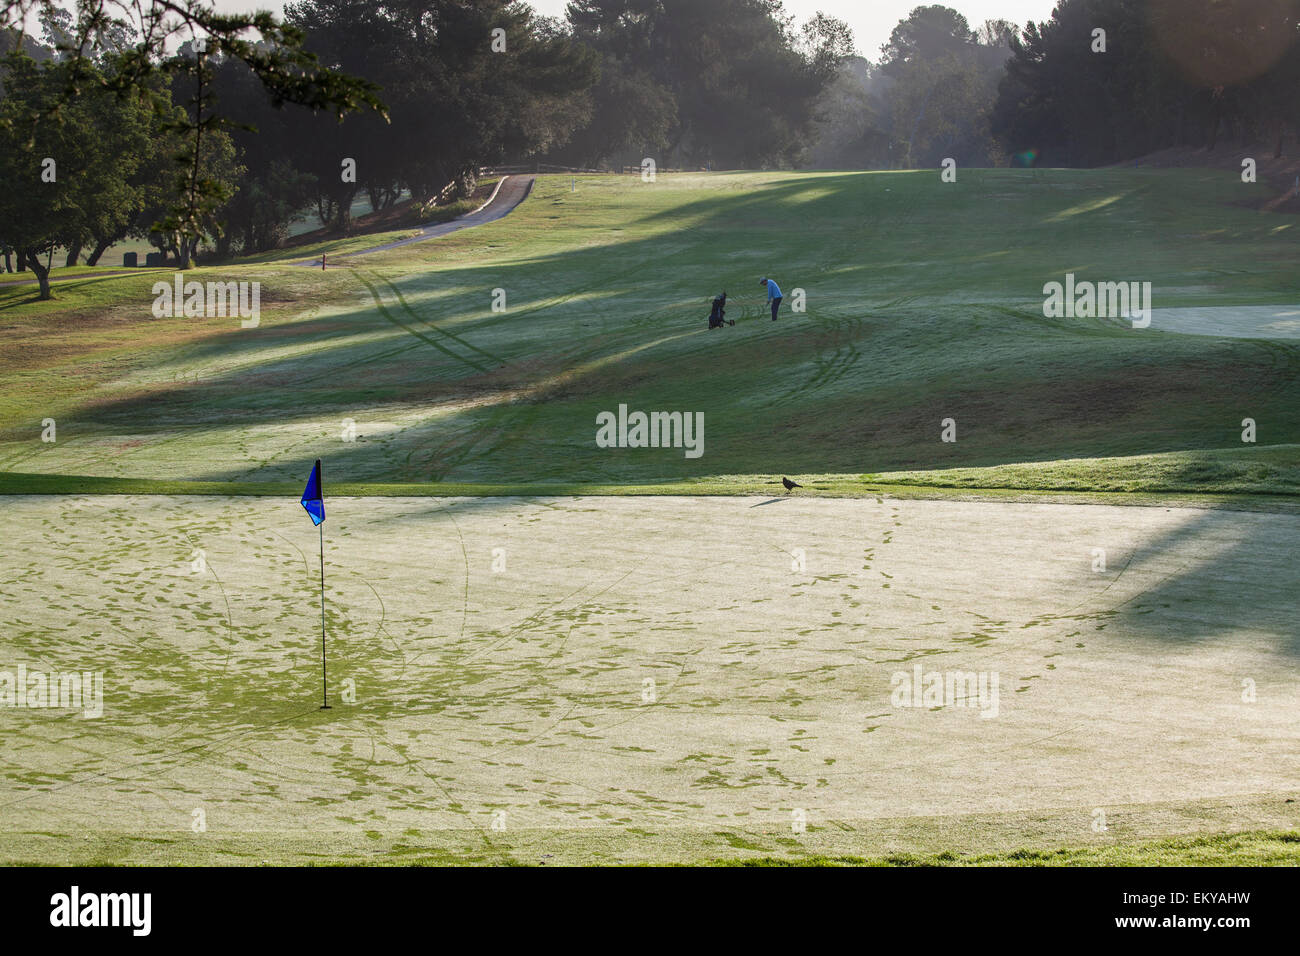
86 237 114 266
23 248 52 299
665 129 684 170
86 226 130 266
454 167 477 199
157 235 181 268
64 244 81 268
178 235 201 270
335 185 359 231
365 184 399 212
315 195 335 231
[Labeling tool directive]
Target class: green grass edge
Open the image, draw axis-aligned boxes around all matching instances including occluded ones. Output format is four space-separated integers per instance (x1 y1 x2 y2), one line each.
702 829 1300 867
4 469 1300 514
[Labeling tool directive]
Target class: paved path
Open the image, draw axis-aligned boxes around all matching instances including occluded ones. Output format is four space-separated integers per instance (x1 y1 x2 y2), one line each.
1 175 537 287
292 174 537 265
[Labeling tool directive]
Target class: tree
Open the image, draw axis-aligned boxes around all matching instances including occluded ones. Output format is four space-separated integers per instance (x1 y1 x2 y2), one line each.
879 4 977 70
72 61 161 265
0 53 109 297
561 0 851 169
557 0 676 167
283 0 598 223
208 56 316 254
806 56 893 168
862 5 1014 169
2 0 384 124
2 0 385 266
153 40 246 267
991 0 1300 167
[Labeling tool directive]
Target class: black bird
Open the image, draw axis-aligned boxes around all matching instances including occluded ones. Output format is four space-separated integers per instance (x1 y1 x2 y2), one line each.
782 477 802 493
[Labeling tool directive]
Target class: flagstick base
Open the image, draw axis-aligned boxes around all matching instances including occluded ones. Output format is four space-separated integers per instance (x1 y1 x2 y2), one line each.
320 705 332 710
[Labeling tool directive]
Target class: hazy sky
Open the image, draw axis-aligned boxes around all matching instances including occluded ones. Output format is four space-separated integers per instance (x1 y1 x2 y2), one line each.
525 1 1060 58
210 1 1062 61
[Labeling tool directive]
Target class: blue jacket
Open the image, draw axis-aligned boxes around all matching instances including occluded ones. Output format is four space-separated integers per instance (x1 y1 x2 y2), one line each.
765 279 782 300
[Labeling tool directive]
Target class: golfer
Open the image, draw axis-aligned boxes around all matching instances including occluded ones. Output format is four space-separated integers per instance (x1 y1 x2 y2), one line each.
760 276 783 321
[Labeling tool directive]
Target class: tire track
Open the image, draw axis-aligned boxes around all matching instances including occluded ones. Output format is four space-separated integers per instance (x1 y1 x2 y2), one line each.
371 274 507 368
354 272 491 375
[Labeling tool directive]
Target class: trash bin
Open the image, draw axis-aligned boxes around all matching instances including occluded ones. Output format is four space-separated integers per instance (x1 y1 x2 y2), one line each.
123 252 138 268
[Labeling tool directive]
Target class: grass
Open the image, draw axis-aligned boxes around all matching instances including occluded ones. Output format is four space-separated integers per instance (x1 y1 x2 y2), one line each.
231 180 498 264
2 493 1296 866
234 227 425 264
708 831 1300 866
3 168 1299 867
7 455 1300 515
869 443 1300 495
9 828 1294 866
0 262 153 283
0 263 170 289
0 168 1297 494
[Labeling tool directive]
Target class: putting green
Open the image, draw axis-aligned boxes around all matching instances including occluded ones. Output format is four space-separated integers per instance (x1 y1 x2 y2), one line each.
2 494 1295 864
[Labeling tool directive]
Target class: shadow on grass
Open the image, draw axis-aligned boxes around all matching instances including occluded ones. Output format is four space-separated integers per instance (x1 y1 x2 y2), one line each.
6 169 1300 491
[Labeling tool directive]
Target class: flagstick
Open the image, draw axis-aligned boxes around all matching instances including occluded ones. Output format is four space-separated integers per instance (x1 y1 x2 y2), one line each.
319 521 330 709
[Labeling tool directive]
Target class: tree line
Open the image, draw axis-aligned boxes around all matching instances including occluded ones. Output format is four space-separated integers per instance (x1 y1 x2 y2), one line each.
1 0 852 297
3 1 1297 299
810 1 1300 170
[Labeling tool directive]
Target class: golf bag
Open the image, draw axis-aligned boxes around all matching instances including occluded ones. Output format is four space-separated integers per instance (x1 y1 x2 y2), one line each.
708 292 734 329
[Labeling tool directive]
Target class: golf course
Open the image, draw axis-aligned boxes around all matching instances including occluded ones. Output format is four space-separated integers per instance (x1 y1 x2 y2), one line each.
1 168 1298 865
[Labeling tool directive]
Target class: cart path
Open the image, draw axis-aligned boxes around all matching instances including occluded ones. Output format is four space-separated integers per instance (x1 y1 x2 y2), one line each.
292 174 537 266
0 175 536 287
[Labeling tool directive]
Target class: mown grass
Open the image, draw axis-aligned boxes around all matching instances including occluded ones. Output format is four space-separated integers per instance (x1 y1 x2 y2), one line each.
0 263 166 285
5 441 1300 512
707 830 1300 867
1 169 1298 493
868 443 1300 495
7 828 1295 867
235 228 425 264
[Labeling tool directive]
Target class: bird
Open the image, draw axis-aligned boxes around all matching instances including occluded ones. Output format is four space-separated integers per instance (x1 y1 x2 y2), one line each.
781 477 802 493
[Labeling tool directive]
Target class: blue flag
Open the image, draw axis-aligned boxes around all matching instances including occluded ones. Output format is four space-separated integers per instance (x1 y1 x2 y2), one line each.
301 459 325 525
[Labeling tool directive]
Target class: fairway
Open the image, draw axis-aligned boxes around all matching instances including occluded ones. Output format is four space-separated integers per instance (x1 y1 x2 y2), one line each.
1 493 1296 865
3 169 1299 491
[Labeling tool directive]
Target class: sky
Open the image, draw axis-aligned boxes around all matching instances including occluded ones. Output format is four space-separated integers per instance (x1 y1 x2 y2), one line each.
524 1 1061 58
207 1 1063 61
